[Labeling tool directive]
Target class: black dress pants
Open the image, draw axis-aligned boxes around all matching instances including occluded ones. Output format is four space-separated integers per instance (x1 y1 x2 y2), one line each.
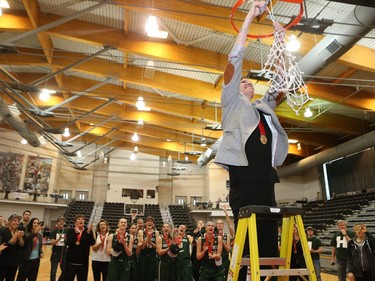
230 181 279 281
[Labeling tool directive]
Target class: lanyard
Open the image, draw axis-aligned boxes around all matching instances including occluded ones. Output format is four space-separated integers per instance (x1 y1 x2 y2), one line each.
258 119 267 145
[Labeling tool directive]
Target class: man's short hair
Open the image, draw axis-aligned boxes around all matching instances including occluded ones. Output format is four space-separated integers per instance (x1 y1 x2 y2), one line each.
23 210 31 215
336 219 347 226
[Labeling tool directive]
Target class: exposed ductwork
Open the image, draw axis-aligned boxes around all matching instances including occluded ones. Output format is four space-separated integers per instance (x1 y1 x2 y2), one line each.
198 5 375 173
0 98 41 147
298 5 375 76
277 130 375 178
197 137 222 167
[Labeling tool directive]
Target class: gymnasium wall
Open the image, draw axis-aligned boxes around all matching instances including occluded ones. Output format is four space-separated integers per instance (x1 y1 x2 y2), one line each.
0 130 322 225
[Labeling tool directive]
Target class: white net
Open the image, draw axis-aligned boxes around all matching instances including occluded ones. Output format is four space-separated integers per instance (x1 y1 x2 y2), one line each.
259 25 313 114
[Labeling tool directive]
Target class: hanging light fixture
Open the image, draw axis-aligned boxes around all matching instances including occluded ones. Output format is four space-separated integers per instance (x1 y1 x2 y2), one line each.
99 151 105 159
145 15 168 39
132 132 139 142
63 127 70 137
130 153 136 161
304 107 313 118
137 119 144 128
39 88 56 101
286 34 301 52
21 138 28 145
133 146 139 153
0 0 10 16
136 97 150 111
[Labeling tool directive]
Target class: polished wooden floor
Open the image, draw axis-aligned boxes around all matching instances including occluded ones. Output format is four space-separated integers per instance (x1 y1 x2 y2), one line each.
35 245 338 281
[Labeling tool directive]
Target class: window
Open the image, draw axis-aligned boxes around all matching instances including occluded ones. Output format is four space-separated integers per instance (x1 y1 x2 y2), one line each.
122 188 143 199
146 190 155 199
175 196 187 205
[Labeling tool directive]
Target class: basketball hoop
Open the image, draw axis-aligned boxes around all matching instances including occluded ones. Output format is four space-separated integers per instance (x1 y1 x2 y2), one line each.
230 0 304 38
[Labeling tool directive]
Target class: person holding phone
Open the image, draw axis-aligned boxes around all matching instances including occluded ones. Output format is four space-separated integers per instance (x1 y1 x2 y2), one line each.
16 217 44 281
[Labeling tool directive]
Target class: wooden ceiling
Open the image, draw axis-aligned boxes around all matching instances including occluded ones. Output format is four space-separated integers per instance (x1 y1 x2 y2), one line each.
0 0 374 169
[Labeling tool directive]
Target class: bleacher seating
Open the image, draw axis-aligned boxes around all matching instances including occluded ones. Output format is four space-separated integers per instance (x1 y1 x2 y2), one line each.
64 200 95 228
302 191 375 231
169 205 194 234
100 203 163 231
101 202 125 232
143 204 163 230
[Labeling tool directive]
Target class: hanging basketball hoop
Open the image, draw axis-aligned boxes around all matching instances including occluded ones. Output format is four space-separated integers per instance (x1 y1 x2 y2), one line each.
230 0 304 38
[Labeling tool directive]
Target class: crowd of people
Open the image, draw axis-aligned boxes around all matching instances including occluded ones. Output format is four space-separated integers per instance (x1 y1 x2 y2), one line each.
0 209 235 281
1 208 375 281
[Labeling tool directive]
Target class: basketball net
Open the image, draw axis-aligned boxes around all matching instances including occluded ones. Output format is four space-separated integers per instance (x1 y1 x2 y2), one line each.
260 26 312 114
252 0 312 114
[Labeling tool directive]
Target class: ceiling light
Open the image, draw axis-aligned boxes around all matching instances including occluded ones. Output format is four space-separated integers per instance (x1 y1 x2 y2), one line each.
145 15 168 39
21 138 28 145
76 150 82 158
132 132 139 142
39 88 55 101
103 157 108 164
297 143 302 150
304 107 313 118
166 139 171 142
63 127 70 137
147 30 168 39
145 16 158 34
130 153 136 161
0 0 9 8
99 151 105 159
167 155 172 162
136 96 145 109
286 34 300 52
134 146 139 153
288 139 299 144
137 119 144 129
200 143 207 147
136 97 150 111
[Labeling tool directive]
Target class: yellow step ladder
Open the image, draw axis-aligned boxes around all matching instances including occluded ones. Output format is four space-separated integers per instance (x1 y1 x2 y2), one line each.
227 205 317 281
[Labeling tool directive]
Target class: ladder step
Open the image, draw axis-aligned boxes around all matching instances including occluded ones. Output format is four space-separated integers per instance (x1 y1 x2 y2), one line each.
241 257 287 266
259 268 311 276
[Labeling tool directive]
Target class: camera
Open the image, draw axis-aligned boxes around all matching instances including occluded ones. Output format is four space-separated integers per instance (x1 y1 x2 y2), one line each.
17 225 26 231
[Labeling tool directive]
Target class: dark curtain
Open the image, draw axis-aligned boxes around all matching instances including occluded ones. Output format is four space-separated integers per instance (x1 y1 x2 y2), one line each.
324 148 375 195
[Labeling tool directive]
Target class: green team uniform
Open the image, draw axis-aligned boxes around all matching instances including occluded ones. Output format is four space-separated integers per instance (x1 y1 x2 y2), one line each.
129 235 139 281
177 234 193 281
220 233 230 278
139 231 158 281
107 232 131 281
199 236 225 281
158 236 178 281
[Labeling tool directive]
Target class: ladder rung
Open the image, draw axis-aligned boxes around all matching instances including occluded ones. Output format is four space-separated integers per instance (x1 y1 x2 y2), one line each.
259 268 311 276
241 257 287 266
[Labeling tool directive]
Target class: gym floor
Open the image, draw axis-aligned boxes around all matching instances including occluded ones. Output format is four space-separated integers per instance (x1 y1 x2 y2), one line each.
35 245 339 281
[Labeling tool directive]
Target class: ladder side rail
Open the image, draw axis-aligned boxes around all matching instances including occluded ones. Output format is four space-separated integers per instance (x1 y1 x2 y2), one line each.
295 214 317 281
249 213 261 281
